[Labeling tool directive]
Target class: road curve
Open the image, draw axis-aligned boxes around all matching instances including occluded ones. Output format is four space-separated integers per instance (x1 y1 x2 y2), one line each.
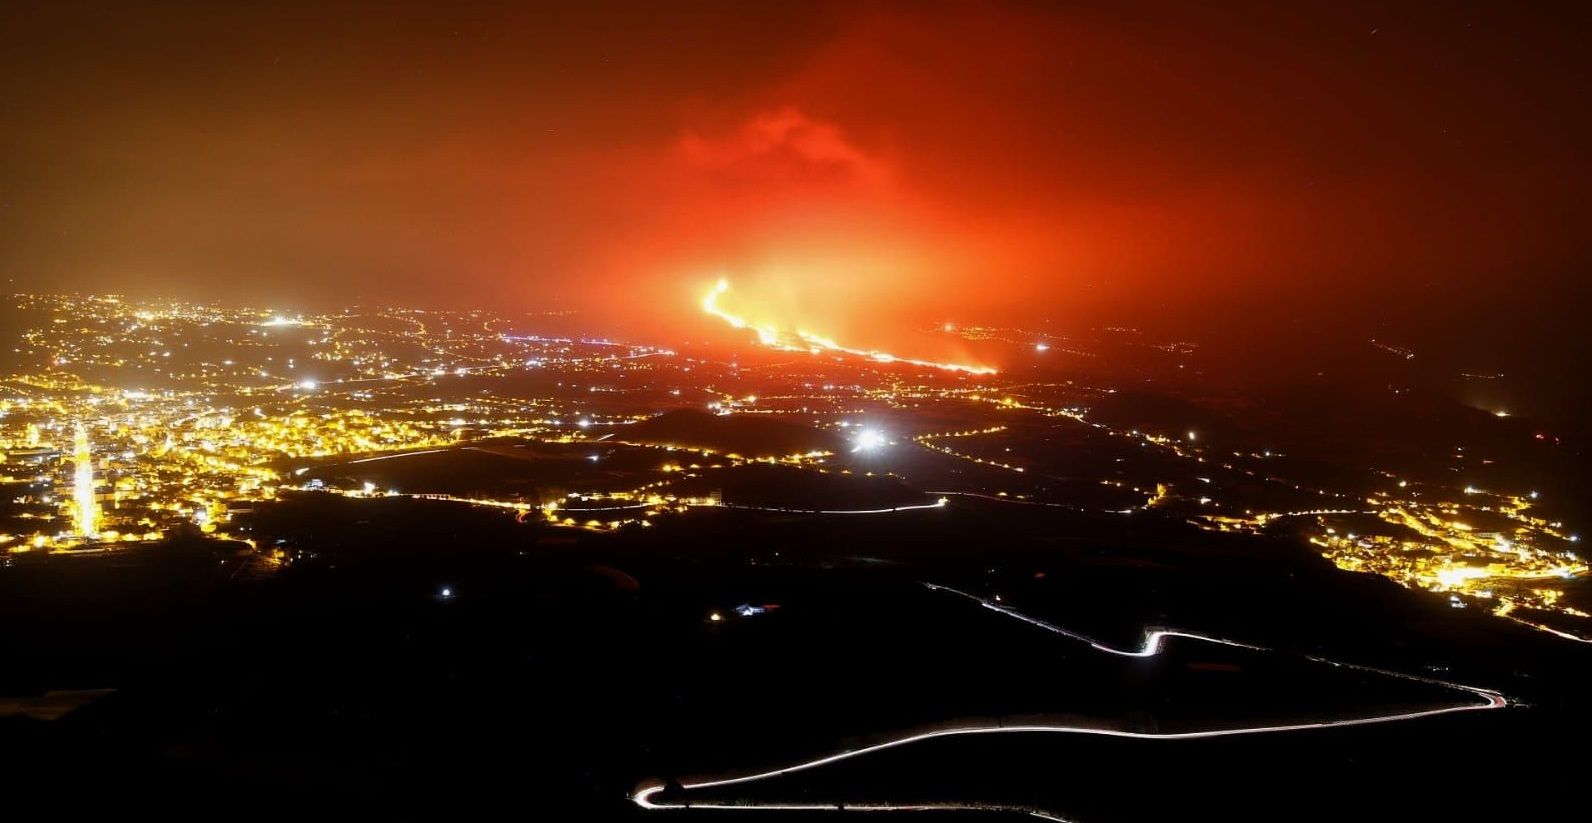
633 582 1508 817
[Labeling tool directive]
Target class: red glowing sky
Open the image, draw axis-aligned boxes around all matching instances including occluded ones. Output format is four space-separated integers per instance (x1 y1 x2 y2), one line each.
2 2 1588 359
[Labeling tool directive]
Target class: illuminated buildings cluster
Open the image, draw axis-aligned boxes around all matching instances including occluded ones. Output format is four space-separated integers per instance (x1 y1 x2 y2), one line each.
1199 489 1586 639
1 293 1585 642
0 294 675 550
1308 495 1586 638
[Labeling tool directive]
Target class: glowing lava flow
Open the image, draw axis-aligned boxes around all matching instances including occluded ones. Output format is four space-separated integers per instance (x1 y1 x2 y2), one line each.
633 582 1507 816
701 279 996 375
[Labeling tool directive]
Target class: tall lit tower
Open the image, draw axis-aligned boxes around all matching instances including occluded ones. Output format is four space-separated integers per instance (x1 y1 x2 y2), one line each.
72 424 99 539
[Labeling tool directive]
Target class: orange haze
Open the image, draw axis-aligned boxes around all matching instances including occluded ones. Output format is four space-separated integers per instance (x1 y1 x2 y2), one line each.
2 2 1588 369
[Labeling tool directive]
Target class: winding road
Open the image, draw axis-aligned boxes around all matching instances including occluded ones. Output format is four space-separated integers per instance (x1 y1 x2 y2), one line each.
633 582 1508 817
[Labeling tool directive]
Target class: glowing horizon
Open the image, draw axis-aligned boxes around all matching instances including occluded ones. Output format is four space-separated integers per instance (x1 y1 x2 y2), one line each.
701 278 996 375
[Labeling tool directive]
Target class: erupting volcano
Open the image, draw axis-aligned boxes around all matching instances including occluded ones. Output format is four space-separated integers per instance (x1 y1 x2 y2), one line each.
701 278 996 375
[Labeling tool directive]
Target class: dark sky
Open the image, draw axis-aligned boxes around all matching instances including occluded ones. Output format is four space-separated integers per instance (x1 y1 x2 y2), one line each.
2 1 1588 357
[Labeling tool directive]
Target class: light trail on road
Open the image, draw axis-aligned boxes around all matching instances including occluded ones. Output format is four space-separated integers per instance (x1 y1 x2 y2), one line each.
342 448 450 465
923 583 1266 657
719 499 950 516
633 582 1508 818
928 491 1081 510
632 785 1071 821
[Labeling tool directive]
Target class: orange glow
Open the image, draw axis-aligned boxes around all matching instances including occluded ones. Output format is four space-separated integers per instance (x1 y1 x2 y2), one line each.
701 278 995 375
0 2 1585 384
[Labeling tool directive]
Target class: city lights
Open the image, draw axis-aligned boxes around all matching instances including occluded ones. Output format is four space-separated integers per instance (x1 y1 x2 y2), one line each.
0 291 1583 645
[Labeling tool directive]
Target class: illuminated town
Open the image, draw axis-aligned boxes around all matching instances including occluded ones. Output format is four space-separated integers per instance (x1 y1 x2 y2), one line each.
2 291 1584 644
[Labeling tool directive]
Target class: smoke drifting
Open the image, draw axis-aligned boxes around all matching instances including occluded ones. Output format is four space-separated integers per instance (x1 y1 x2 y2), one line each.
2 2 1588 370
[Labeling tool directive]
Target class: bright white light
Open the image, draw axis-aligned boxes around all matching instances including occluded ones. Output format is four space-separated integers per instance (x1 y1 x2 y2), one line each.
578 418 592 428
1436 566 1489 587
1186 430 1197 441
441 587 453 598
852 429 888 453
296 378 318 391
1035 342 1049 352
72 424 98 539
363 482 377 494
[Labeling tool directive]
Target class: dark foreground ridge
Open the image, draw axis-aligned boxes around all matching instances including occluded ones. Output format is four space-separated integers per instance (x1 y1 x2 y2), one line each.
2 494 1583 822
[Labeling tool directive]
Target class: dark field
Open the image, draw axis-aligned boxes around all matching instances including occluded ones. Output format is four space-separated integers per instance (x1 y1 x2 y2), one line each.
2 494 1584 821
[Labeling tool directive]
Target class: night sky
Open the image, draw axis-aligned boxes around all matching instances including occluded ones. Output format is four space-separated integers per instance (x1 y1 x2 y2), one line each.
2 1 1588 364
